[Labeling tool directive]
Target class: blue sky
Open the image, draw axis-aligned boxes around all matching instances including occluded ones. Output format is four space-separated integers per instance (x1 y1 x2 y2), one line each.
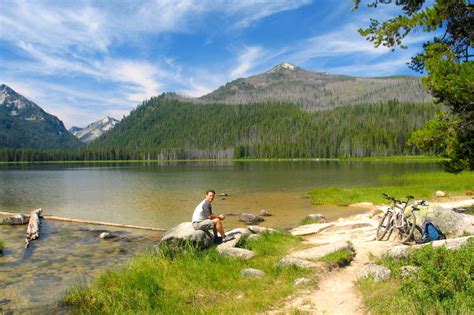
0 0 432 128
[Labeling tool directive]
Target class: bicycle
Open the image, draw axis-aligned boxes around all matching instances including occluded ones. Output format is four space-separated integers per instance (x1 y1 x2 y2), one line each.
376 194 427 243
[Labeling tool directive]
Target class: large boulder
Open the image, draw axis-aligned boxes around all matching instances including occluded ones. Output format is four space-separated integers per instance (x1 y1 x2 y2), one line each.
424 206 474 237
158 222 214 250
239 213 265 225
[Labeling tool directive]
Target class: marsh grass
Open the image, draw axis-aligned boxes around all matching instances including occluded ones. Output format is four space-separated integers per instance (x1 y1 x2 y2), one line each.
309 171 474 205
63 232 312 314
358 239 474 314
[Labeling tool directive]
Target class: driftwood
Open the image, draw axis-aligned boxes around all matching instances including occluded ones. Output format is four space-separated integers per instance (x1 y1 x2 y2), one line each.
25 209 42 248
0 210 166 232
2 213 29 225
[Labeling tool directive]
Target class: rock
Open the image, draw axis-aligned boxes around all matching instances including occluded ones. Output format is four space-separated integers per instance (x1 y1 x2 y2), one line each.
290 223 334 236
216 234 242 249
226 227 252 238
239 213 265 225
2 214 28 225
276 257 320 269
158 222 214 250
399 265 420 279
260 209 273 216
217 247 255 260
99 232 113 239
384 245 411 259
219 193 228 197
291 240 352 260
294 277 310 286
247 225 277 234
305 213 327 223
424 206 474 237
416 235 473 250
322 222 373 233
359 264 391 282
240 268 265 278
436 191 446 197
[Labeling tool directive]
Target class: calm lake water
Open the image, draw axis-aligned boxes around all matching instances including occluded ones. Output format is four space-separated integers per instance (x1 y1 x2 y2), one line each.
0 160 441 312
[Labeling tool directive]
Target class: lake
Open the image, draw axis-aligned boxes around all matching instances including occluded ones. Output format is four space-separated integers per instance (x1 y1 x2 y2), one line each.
0 160 441 229
0 160 441 311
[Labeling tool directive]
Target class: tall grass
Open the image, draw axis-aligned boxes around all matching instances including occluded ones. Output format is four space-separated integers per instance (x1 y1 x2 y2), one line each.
358 239 474 314
309 171 474 205
63 232 312 314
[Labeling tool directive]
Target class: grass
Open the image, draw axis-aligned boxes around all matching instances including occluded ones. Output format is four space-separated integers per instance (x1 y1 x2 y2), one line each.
0 240 3 254
358 238 474 314
63 232 314 314
309 171 474 205
299 217 326 225
319 247 355 268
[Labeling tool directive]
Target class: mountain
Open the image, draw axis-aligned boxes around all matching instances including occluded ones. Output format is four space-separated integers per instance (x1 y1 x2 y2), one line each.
70 116 119 143
198 62 432 110
0 84 81 149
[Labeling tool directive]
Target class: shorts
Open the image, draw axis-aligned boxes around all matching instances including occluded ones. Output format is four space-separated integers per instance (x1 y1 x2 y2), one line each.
192 219 215 231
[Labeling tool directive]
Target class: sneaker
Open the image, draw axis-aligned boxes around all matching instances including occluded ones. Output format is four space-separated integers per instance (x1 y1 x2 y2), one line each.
222 235 236 242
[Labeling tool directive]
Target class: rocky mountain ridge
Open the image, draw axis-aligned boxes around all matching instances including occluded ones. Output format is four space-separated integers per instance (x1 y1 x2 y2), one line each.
70 116 119 143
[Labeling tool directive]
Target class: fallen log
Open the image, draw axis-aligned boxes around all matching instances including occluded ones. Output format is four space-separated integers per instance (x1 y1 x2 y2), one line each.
25 209 42 248
0 210 166 232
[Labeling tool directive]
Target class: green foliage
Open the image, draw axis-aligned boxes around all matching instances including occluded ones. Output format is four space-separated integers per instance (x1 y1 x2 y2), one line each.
319 248 355 268
359 239 474 314
63 232 310 314
0 240 4 254
309 171 474 205
354 0 473 171
0 99 439 162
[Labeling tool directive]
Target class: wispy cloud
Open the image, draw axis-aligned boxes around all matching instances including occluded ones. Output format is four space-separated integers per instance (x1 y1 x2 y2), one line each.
230 46 265 78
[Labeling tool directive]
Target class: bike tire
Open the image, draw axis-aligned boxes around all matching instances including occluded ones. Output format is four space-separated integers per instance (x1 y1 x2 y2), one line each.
376 211 392 241
397 213 417 243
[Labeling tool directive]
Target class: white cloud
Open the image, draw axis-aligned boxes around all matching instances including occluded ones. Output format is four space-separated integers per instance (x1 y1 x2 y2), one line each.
230 46 265 78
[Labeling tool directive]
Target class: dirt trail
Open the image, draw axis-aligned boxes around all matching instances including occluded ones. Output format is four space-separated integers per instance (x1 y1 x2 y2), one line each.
273 216 397 314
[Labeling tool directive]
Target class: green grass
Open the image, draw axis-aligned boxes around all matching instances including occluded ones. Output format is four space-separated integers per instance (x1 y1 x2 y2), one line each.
358 239 474 314
299 217 326 225
309 171 474 205
63 232 313 314
0 240 3 254
319 248 355 268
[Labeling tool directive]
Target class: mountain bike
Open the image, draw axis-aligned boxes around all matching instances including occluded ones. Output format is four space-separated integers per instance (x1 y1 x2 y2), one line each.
376 194 427 243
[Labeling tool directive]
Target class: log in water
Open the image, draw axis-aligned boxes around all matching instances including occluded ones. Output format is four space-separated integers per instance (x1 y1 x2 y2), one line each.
24 208 42 248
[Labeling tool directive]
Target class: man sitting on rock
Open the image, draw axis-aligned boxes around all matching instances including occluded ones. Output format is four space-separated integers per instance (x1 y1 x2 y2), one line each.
192 189 235 243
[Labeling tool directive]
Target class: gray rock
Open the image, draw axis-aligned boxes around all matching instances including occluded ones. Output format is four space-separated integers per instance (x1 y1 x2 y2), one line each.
226 227 252 238
399 265 420 279
291 240 352 260
219 193 228 197
294 277 310 286
260 209 273 216
239 213 265 225
247 225 277 234
384 245 411 259
276 257 319 269
425 206 474 237
158 222 214 250
435 191 446 197
240 268 265 278
290 223 334 236
99 232 113 239
416 235 473 250
217 247 255 260
305 213 327 223
2 214 28 225
216 234 242 249
359 264 391 282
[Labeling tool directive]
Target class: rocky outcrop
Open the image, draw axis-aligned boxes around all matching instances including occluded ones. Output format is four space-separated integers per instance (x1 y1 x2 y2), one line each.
158 222 214 250
290 223 334 236
359 264 391 282
424 205 474 236
277 257 320 269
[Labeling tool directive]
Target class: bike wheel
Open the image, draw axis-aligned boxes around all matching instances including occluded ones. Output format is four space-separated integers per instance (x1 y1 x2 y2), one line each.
397 214 416 243
376 211 392 241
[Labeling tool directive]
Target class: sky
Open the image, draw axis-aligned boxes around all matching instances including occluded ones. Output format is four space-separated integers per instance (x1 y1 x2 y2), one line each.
0 0 433 128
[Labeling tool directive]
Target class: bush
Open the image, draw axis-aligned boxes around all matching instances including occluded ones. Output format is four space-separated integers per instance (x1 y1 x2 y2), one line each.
359 239 474 314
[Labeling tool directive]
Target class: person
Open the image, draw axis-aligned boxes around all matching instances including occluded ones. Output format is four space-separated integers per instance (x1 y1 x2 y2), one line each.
192 189 234 242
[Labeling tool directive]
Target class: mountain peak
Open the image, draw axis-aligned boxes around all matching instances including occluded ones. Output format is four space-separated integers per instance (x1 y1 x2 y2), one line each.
268 62 297 73
71 116 119 143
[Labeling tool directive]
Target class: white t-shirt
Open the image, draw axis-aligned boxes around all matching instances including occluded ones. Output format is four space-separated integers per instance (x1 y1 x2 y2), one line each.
192 199 212 222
